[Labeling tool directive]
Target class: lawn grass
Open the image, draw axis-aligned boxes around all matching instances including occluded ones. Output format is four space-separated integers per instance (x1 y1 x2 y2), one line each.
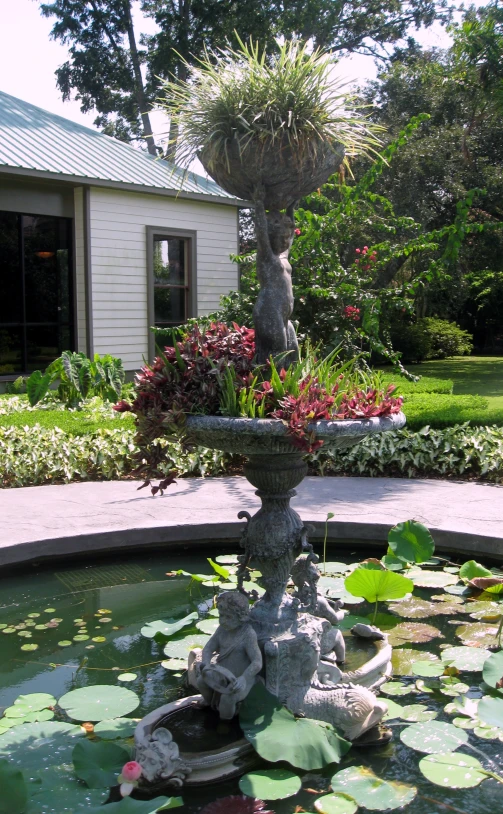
404 356 503 407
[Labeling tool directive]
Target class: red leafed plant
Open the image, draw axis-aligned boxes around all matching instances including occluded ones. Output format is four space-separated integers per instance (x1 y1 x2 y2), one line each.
199 797 275 814
117 322 402 493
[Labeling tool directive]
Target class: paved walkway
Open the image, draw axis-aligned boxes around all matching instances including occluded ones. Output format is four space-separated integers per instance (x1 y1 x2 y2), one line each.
2 476 503 567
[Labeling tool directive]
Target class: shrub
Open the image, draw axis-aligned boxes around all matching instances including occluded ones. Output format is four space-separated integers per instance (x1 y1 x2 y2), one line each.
400 393 503 430
25 351 125 408
0 409 135 436
391 318 473 362
380 374 454 395
309 424 503 482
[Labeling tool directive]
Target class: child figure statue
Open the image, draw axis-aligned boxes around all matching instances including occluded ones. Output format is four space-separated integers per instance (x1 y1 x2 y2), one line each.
188 591 263 720
253 185 299 366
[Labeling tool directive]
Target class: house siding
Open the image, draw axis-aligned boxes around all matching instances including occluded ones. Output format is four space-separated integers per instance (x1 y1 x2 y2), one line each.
73 187 87 353
89 187 239 371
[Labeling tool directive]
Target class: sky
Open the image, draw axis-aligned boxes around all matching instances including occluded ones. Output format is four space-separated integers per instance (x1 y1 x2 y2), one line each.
0 0 482 148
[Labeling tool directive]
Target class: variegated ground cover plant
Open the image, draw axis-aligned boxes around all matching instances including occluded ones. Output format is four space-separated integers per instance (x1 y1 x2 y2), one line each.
114 321 402 493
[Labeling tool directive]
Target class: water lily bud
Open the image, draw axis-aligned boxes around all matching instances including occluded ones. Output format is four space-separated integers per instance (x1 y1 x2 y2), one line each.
120 782 135 798
121 761 143 782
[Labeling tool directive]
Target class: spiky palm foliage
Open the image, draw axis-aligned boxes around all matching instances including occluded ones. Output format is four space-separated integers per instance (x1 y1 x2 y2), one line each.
159 38 382 176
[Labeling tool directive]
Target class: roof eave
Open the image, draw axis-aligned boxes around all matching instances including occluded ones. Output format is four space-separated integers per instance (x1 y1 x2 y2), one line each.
0 164 251 208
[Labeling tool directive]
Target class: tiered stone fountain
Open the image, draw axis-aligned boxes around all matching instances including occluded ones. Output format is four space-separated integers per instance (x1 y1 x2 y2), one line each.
134 139 405 789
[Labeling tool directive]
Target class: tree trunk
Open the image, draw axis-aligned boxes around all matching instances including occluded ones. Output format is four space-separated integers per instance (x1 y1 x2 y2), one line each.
123 0 157 156
165 0 190 163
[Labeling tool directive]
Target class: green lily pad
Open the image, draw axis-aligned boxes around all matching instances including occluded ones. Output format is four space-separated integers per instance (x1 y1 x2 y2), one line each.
381 553 406 571
459 561 493 581
382 699 404 720
86 798 182 813
140 612 198 640
92 636 107 643
240 684 350 770
345 568 413 603
0 721 84 775
380 681 413 697
407 570 458 588
58 640 72 647
392 649 438 676
72 739 129 788
321 562 352 574
239 768 301 800
196 618 219 634
314 793 358 814
2 628 17 634
94 718 138 739
58 685 139 722
215 554 240 564
478 695 503 730
439 678 470 697
400 704 437 722
474 724 503 740
330 765 417 811
442 646 491 672
419 751 487 788
388 622 443 647
453 717 477 729
73 634 90 642
161 658 188 671
0 758 28 814
20 643 38 651
118 673 137 682
388 520 435 564
163 634 211 660
482 649 503 691
455 622 500 648
412 660 445 677
400 721 468 753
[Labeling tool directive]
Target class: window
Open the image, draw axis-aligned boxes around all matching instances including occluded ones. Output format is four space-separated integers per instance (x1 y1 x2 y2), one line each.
152 235 190 328
0 211 74 375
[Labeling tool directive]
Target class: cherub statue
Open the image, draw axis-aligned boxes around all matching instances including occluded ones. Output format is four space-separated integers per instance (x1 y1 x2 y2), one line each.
188 591 263 720
291 552 346 663
253 186 299 366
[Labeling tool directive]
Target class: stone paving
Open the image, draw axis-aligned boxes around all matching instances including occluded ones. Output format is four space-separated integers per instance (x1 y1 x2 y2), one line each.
1 476 502 567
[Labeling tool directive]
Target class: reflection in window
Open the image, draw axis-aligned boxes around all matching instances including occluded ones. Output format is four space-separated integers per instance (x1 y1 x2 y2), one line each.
0 211 73 374
153 236 189 328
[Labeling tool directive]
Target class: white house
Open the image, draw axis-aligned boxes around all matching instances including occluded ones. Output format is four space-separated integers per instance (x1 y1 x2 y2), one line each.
0 90 244 380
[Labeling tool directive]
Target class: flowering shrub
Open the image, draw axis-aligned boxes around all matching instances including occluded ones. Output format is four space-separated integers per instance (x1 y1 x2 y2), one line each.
343 305 361 321
118 322 402 492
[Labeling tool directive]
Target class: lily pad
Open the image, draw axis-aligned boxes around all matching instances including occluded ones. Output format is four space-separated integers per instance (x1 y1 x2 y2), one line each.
469 577 503 594
58 640 72 647
72 739 129 787
459 561 493 581
442 646 491 672
321 562 352 574
482 649 503 691
214 554 240 564
161 658 188 671
388 596 461 619
439 678 470 697
345 569 413 603
478 695 503 730
20 643 38 651
239 683 350 770
0 758 28 814
412 660 445 678
330 766 417 811
388 520 435 564
407 570 458 589
388 622 443 647
78 795 179 813
474 724 503 739
196 618 219 635
419 752 487 788
455 622 500 648
400 704 437 722
383 699 404 720
392 649 438 676
163 634 211 660
94 718 138 739
140 613 198 640
58 685 139 722
239 769 301 800
400 721 468 753
314 793 358 814
380 681 412 697
0 721 84 775
118 673 137 682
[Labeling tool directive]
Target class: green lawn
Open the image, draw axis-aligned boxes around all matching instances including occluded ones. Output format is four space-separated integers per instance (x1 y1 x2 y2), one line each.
405 356 503 407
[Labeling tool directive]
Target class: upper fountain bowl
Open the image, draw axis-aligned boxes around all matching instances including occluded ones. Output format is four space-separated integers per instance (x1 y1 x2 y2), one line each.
185 413 406 456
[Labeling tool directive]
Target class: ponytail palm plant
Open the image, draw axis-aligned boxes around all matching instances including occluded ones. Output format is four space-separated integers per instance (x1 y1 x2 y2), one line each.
159 38 383 205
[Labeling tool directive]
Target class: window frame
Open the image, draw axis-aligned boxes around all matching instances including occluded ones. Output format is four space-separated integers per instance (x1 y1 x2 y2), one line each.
146 226 197 360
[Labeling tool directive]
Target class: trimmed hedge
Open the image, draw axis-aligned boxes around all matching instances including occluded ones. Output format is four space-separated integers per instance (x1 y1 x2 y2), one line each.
1 422 502 487
381 374 453 395
0 409 135 436
401 393 503 430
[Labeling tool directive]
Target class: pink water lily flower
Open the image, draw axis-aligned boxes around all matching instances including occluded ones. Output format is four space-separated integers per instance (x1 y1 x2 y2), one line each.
121 761 143 782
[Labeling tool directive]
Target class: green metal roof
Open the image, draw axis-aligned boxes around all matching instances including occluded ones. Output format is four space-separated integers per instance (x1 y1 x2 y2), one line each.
0 90 241 204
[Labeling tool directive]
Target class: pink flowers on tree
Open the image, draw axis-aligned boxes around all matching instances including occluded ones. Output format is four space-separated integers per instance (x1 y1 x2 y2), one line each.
343 305 360 321
355 245 377 271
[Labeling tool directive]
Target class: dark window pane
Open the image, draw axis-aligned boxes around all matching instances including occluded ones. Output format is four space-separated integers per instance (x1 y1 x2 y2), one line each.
23 216 60 323
26 325 60 372
154 287 186 323
153 238 186 286
0 212 22 323
0 327 23 374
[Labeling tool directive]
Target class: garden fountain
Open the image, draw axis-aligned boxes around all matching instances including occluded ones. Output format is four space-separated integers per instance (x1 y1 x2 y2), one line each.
134 40 405 790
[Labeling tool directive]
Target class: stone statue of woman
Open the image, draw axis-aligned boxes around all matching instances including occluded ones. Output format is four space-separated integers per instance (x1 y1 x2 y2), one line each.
252 186 299 367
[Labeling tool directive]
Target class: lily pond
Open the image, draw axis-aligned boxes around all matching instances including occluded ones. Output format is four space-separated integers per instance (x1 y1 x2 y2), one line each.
1 532 503 814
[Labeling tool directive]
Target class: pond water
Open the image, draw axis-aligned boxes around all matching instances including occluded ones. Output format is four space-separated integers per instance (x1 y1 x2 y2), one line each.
0 548 502 814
